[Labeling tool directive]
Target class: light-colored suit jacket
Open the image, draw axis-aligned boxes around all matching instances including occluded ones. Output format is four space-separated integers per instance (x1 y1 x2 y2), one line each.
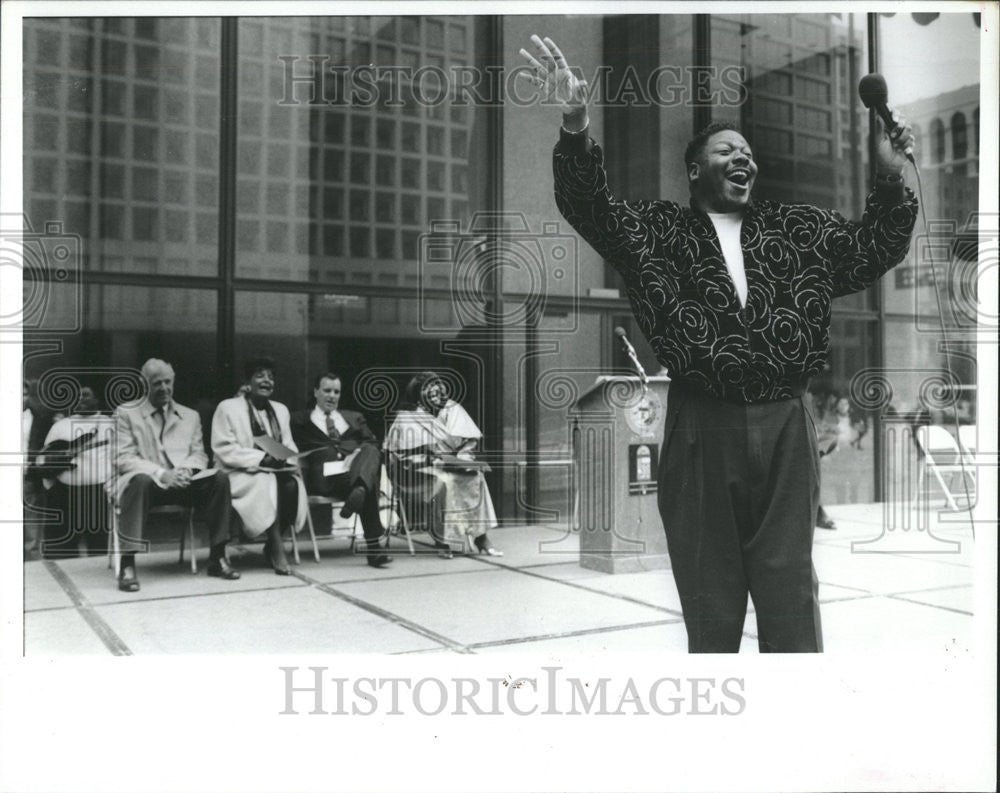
211 396 307 537
113 400 208 499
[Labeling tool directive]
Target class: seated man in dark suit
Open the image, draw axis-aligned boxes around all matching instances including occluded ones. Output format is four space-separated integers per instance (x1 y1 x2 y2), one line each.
290 372 391 569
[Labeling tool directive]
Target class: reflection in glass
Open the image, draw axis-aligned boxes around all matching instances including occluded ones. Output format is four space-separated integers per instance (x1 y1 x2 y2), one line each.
23 18 222 275
23 284 219 411
807 318 876 504
234 291 482 441
879 13 980 413
235 16 482 282
713 13 870 311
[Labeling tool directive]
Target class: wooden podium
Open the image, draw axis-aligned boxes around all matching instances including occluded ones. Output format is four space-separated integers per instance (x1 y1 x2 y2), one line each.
571 376 671 573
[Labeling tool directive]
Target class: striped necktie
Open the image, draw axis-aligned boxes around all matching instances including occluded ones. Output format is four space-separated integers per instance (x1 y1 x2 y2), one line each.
325 411 340 440
154 407 166 441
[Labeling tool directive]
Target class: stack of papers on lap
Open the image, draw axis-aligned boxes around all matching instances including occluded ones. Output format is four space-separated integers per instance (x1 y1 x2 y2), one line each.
437 455 491 472
252 435 319 463
322 449 360 477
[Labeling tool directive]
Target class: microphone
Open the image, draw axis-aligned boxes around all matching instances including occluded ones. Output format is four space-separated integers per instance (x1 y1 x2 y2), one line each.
858 73 915 164
614 326 648 390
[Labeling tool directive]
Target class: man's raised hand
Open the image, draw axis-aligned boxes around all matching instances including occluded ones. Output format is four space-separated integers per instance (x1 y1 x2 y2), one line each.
519 35 589 127
876 111 916 173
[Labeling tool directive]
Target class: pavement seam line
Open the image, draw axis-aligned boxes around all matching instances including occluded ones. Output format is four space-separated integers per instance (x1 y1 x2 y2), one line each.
290 568 472 653
313 564 504 587
494 561 687 619
40 561 132 656
886 593 974 616
465 618 685 650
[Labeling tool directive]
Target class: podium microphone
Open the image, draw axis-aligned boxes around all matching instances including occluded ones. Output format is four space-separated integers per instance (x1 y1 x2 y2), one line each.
614 326 648 391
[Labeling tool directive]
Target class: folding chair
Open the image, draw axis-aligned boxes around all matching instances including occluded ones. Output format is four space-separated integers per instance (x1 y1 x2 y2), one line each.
380 466 414 556
107 493 196 574
957 424 977 463
914 425 974 510
303 495 359 560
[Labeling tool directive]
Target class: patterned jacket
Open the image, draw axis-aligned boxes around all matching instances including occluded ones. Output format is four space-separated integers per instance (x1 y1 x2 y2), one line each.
553 130 918 403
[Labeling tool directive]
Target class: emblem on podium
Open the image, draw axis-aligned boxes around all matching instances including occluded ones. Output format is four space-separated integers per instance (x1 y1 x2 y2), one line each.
624 391 662 438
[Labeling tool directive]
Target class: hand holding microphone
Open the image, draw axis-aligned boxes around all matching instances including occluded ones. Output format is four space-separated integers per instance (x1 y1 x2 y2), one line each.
858 73 916 171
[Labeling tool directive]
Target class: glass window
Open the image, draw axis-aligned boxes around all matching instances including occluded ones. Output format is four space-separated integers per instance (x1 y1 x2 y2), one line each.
713 13 872 310
879 12 980 414
22 18 221 276
23 284 220 411
234 290 480 442
806 319 877 504
235 16 485 281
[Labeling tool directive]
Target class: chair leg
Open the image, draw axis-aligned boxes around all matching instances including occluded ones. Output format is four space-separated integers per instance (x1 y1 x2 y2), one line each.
108 508 114 570
914 458 928 509
108 501 120 574
390 495 415 556
931 465 959 510
310 508 321 563
188 510 197 574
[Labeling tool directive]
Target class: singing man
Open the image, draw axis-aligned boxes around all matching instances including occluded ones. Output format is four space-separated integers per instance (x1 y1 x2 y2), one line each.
522 35 917 652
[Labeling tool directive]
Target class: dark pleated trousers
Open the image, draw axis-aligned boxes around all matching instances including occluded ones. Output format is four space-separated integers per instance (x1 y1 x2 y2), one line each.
313 444 385 541
118 471 232 548
658 384 823 653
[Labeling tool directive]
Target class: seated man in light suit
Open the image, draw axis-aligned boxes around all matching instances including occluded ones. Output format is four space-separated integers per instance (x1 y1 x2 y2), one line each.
212 357 307 575
289 372 391 569
115 358 239 592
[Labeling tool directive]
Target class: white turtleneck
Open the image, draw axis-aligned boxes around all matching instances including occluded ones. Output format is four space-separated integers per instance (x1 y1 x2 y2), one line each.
707 211 747 308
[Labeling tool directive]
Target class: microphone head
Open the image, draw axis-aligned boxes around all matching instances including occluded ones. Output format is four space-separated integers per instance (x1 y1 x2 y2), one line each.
858 73 888 108
613 326 627 338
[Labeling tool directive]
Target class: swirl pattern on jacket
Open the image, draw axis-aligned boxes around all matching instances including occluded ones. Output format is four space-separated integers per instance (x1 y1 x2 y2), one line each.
553 140 918 403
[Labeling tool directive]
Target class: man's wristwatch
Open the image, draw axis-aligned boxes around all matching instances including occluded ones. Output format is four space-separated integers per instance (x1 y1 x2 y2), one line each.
560 122 589 136
875 170 904 184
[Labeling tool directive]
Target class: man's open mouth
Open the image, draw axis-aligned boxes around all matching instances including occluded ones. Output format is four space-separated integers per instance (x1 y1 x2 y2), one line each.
726 169 751 187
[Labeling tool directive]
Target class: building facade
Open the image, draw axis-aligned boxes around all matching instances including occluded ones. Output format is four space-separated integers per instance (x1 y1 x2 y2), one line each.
22 12 982 518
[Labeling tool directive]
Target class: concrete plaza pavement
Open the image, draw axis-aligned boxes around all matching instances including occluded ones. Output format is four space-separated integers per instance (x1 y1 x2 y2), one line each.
23 502 976 655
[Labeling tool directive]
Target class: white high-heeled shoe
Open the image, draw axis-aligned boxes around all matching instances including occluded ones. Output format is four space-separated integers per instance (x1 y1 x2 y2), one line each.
475 537 503 557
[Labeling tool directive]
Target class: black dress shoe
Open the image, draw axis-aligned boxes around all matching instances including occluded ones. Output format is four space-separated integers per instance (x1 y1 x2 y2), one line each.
207 558 241 580
117 565 140 592
340 485 366 518
366 553 393 569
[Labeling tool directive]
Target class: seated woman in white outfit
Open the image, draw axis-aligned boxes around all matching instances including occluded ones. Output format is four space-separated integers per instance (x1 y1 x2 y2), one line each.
37 384 115 557
385 372 501 559
211 357 307 574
